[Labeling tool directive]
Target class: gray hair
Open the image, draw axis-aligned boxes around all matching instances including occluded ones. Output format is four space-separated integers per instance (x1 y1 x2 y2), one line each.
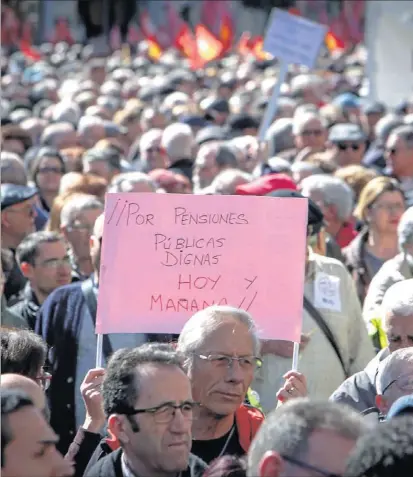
389 125 413 147
376 348 413 395
209 168 252 195
52 101 81 125
374 114 404 145
300 174 354 220
161 123 194 161
60 194 103 227
291 161 323 175
0 152 27 185
108 172 157 193
139 128 163 152
382 279 413 328
398 206 413 250
292 112 327 136
177 305 260 370
265 118 294 155
267 156 292 174
40 122 75 147
247 399 366 477
77 115 104 135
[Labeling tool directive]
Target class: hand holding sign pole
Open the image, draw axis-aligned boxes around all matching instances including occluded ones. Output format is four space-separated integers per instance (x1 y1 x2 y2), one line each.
258 8 327 370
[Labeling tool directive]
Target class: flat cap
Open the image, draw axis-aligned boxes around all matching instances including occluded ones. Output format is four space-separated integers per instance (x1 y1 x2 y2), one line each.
328 123 366 143
1 184 37 211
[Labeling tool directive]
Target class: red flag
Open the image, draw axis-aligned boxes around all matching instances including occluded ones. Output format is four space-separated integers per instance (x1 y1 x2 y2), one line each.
20 39 41 61
250 36 270 61
147 36 163 61
174 24 200 69
238 32 252 56
195 24 224 64
325 30 345 52
219 13 234 53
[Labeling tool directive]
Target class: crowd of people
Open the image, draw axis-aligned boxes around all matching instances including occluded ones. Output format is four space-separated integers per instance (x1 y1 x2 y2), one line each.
1 26 413 477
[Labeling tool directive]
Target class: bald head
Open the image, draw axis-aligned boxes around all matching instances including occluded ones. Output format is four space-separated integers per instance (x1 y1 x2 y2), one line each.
1 374 46 411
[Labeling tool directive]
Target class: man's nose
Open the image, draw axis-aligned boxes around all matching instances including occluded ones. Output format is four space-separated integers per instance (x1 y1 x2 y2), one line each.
50 450 74 477
226 359 244 382
170 409 192 433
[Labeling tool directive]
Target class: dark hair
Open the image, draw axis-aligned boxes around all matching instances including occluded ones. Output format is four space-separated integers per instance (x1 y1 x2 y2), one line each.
29 146 66 184
16 231 65 266
1 328 47 380
83 146 122 171
344 416 413 477
1 389 34 467
248 400 365 477
102 342 185 416
215 144 238 169
203 456 247 477
1 249 14 279
1 124 32 152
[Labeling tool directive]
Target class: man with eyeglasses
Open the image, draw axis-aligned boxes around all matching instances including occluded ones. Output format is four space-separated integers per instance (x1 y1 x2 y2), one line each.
328 123 367 167
1 183 38 302
375 347 413 420
248 399 367 477
84 343 207 477
177 305 306 464
10 231 72 329
138 129 169 172
385 125 413 207
330 279 413 415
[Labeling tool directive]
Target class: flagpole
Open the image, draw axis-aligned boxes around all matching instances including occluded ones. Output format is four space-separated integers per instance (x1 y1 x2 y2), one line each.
258 58 289 141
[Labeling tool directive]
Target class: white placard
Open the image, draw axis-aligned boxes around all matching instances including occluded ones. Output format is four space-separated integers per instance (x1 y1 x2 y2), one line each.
263 8 327 69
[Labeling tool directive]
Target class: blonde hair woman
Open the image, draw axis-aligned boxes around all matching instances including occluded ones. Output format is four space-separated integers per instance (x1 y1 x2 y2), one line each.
343 176 406 304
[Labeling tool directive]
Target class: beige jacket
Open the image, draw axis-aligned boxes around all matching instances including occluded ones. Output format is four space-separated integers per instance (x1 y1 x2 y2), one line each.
362 253 413 322
253 252 375 414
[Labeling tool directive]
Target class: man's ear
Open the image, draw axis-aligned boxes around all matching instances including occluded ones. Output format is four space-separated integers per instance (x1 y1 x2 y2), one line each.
259 450 283 477
108 414 130 444
20 262 34 279
60 225 69 240
1 211 10 228
376 394 389 414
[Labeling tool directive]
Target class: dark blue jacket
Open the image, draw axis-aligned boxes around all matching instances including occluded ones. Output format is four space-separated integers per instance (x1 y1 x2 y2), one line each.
35 281 87 454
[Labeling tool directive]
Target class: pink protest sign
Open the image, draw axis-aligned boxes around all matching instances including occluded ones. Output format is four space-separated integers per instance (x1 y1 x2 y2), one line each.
96 193 308 341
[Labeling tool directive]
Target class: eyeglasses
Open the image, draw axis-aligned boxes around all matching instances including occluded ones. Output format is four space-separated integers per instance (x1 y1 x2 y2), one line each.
66 223 94 233
123 401 199 424
301 129 323 137
381 373 413 395
194 353 262 370
36 367 52 391
336 143 361 151
386 147 398 155
37 256 71 269
371 202 405 213
282 455 342 477
37 166 64 175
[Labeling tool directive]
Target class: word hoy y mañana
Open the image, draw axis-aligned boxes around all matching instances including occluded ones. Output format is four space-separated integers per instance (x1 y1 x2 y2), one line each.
106 201 249 227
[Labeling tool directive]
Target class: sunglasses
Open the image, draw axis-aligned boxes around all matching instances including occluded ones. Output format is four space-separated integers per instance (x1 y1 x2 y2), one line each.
145 146 162 153
336 143 361 151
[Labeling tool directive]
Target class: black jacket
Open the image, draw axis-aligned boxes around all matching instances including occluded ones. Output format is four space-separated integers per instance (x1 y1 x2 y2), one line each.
9 282 40 330
84 448 207 477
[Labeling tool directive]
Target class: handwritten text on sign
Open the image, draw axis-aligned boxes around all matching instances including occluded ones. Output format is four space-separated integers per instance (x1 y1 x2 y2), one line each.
96 194 308 341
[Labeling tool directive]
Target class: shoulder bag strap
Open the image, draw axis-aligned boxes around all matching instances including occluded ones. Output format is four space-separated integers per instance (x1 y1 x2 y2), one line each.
303 296 348 377
81 279 113 360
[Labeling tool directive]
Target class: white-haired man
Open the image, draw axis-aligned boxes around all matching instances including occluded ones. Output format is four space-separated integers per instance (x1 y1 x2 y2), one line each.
375 347 413 418
77 116 106 149
363 206 413 339
177 305 306 464
138 129 168 172
161 123 194 165
330 279 413 413
300 174 357 248
108 172 157 193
